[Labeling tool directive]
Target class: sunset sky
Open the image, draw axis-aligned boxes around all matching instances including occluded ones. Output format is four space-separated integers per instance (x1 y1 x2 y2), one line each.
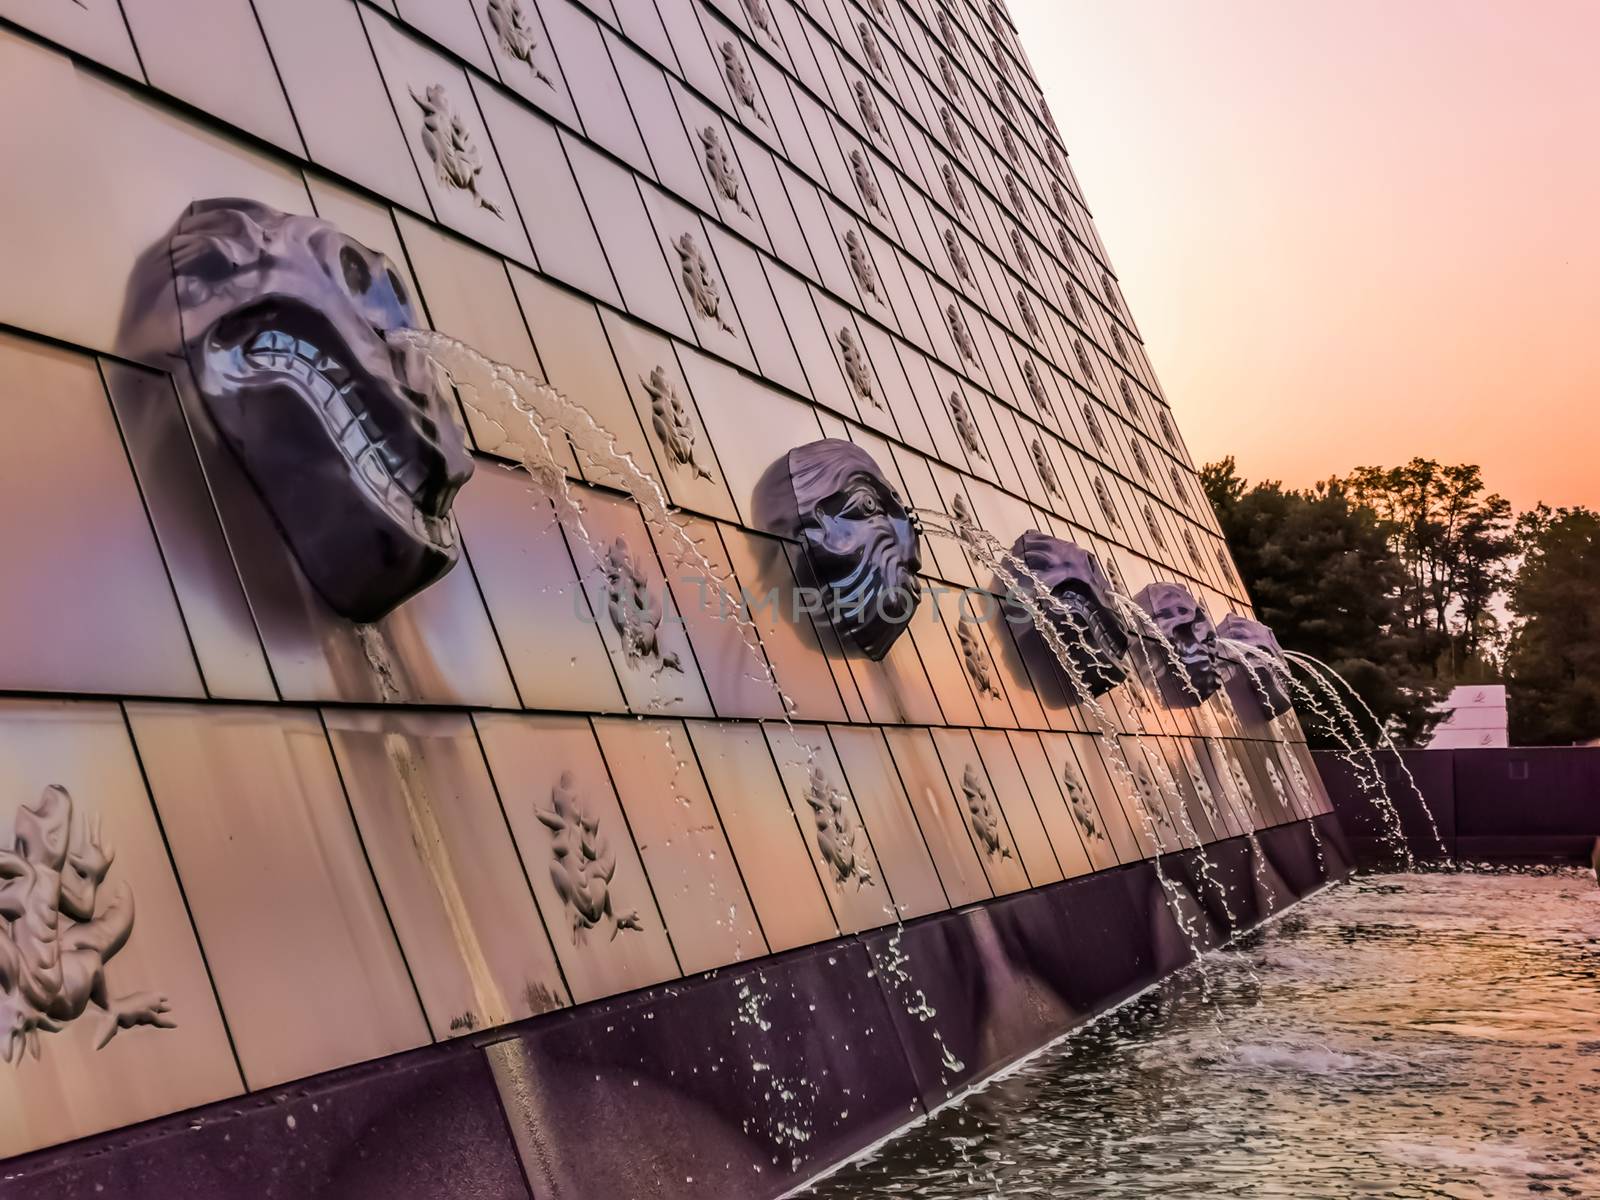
1011 0 1599 513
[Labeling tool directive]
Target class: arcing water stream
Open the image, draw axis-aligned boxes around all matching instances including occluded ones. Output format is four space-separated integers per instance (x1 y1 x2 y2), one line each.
793 869 1600 1199
1285 650 1449 857
395 331 1414 1168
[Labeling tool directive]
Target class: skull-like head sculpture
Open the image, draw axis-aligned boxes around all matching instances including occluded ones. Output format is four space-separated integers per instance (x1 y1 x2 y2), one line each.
142 198 472 621
1135 582 1221 702
758 439 921 660
1217 614 1293 718
1003 531 1130 696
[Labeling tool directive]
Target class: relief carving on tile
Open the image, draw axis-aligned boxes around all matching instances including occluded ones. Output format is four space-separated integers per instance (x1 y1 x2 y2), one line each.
1017 291 1042 341
1184 754 1224 829
1216 544 1234 584
1112 325 1128 361
1119 377 1139 417
1060 761 1104 845
699 126 750 216
1285 753 1315 807
949 492 977 539
1130 757 1172 837
1004 173 1025 213
603 536 683 675
1227 751 1259 821
843 229 883 304
804 765 874 890
742 0 776 43
1010 228 1035 278
857 22 887 77
0 787 174 1063
1057 226 1078 268
997 79 1016 118
411 85 504 218
1131 441 1152 481
944 228 975 285
850 149 885 215
1022 358 1048 412
1264 758 1291 812
673 232 736 334
720 42 767 125
538 772 643 943
1093 476 1121 529
1081 401 1107 450
961 764 1011 860
487 0 553 85
957 617 1002 700
937 55 961 99
940 106 966 158
1142 504 1167 552
1000 124 1019 164
1102 272 1121 312
853 81 885 138
1073 338 1093 378
941 163 969 217
946 305 977 363
642 366 714 481
837 326 880 409
949 391 985 458
1030 439 1061 499
1171 465 1190 508
1065 280 1085 321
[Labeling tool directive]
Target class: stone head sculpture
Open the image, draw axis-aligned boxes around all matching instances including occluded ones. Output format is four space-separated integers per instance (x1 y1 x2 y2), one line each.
1134 582 1221 703
757 439 921 660
1004 531 1130 696
129 198 473 621
1217 614 1293 718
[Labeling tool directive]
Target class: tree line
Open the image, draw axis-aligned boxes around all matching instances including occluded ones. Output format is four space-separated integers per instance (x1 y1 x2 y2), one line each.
1201 457 1599 747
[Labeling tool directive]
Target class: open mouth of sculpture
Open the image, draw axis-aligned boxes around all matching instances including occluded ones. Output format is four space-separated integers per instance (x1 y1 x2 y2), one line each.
1052 587 1129 690
207 303 459 553
1176 644 1220 693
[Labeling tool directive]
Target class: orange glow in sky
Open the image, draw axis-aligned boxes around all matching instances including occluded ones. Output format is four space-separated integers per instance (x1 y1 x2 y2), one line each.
1011 0 1600 511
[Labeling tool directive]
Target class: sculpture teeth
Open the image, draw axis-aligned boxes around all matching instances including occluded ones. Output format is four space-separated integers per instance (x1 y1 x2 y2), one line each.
243 328 453 550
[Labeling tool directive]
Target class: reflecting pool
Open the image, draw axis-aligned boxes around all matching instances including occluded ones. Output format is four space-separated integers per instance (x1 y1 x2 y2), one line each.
796 871 1600 1199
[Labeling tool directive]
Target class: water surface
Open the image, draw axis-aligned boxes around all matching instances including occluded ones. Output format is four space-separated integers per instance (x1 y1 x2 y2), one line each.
797 871 1600 1199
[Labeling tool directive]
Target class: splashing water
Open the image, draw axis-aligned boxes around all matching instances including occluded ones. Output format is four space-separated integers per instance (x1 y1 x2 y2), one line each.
1222 638 1413 869
1285 651 1448 858
398 330 797 722
400 330 955 1153
793 870 1600 1199
911 510 1230 1002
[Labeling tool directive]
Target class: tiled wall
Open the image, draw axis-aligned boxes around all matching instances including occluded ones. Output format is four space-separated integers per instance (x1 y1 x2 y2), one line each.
0 0 1331 1160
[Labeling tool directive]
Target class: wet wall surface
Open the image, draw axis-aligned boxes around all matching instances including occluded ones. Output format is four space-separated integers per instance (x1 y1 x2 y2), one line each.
1 0 1337 1183
1 818 1348 1200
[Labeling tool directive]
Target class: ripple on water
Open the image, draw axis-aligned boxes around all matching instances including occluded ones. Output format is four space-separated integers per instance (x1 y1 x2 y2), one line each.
794 870 1600 1200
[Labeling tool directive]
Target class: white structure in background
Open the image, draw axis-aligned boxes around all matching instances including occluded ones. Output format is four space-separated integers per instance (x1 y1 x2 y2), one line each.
1427 685 1509 748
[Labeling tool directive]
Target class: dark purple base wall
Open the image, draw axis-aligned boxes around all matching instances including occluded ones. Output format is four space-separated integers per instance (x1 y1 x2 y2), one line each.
1315 747 1600 867
0 816 1349 1200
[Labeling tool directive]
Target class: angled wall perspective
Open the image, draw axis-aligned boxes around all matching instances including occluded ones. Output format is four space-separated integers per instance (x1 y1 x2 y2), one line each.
0 0 1343 1196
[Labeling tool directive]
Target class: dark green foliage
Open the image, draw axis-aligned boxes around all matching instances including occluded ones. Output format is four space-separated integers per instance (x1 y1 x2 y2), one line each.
1505 506 1600 745
1342 459 1514 681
